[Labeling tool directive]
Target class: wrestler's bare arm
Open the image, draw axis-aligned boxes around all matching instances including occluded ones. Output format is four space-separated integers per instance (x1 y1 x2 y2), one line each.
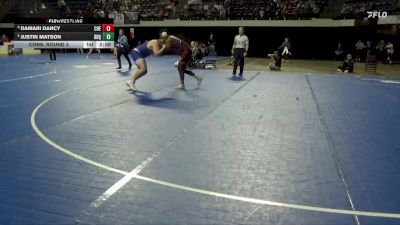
165 36 180 50
151 40 166 56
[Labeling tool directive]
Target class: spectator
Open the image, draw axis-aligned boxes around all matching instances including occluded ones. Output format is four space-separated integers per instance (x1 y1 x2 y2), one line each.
294 3 303 19
358 4 366 18
337 54 354 73
0 34 10 45
281 5 288 20
366 40 374 57
207 33 215 52
219 3 226 18
334 43 344 61
278 37 291 61
112 0 120 11
96 9 105 18
159 7 166 19
204 3 209 16
198 42 207 56
386 41 394 64
58 0 66 8
268 51 282 71
259 8 265 19
376 40 386 62
339 4 348 19
169 3 176 16
252 7 259 19
191 41 203 63
312 4 320 18
354 39 365 62
65 6 72 17
57 0 67 16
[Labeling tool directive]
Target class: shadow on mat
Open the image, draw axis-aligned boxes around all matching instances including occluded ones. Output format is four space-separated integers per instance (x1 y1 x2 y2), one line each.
118 70 131 76
131 91 197 111
228 76 246 81
30 60 52 65
133 91 175 107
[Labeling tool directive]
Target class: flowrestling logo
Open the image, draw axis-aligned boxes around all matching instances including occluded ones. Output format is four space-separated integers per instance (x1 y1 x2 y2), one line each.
367 11 388 19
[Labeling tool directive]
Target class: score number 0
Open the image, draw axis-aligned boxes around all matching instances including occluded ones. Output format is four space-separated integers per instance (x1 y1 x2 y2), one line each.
102 24 114 32
102 24 115 41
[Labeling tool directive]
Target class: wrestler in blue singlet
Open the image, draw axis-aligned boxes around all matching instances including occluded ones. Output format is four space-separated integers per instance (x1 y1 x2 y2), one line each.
131 41 153 63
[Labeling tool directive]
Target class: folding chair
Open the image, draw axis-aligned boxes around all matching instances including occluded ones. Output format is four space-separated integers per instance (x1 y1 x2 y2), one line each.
365 54 377 73
205 51 217 69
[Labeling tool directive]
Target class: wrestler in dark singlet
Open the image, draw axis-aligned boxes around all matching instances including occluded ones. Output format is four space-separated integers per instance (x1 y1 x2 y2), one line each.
160 30 202 90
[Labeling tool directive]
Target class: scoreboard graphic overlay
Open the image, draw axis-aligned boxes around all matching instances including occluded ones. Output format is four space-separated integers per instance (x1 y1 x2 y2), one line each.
13 18 115 49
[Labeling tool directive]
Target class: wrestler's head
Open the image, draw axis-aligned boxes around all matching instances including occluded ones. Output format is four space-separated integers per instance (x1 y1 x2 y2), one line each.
238 27 244 35
159 28 169 44
119 28 124 36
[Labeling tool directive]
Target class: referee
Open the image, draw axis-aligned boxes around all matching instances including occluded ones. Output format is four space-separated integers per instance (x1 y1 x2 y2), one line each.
49 49 56 62
231 27 249 76
116 28 132 69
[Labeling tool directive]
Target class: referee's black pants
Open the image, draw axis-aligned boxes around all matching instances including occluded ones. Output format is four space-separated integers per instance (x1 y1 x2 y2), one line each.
117 49 132 68
49 50 56 61
233 48 245 75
